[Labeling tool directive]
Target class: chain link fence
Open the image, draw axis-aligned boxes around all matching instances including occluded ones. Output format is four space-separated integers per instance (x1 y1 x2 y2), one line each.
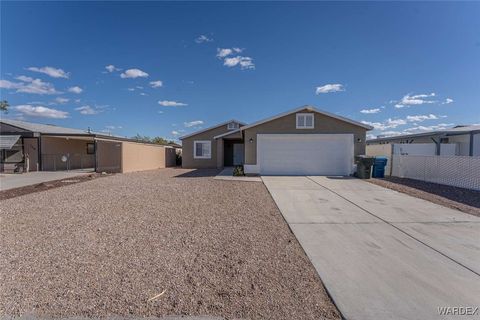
392 155 480 190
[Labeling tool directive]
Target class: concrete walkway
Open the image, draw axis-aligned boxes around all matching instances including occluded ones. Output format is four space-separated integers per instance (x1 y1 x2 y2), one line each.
263 176 480 320
0 170 93 191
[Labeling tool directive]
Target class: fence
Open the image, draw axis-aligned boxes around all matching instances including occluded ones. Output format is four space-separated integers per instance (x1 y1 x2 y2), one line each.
392 155 480 190
41 153 95 171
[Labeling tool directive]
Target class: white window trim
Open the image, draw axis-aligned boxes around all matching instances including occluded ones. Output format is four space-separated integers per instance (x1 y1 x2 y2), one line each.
193 140 212 159
296 113 314 129
227 122 239 130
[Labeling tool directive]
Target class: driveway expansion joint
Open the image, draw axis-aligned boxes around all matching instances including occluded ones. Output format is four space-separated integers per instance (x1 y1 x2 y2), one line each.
305 176 480 278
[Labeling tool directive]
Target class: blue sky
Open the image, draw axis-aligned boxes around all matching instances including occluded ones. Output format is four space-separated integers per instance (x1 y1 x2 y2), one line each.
1 1 479 141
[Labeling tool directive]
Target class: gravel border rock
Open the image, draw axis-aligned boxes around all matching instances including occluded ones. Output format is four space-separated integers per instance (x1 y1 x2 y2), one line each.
368 177 480 217
0 168 340 319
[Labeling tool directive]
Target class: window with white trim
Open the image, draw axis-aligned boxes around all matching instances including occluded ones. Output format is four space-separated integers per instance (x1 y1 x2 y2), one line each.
296 113 314 129
193 140 211 159
227 122 240 130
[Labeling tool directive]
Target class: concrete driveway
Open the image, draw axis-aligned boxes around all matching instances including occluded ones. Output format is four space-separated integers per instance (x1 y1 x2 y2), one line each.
0 170 92 191
263 176 480 320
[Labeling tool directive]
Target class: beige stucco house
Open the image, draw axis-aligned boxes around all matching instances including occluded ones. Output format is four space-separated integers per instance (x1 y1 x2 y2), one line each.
0 119 176 173
180 106 373 175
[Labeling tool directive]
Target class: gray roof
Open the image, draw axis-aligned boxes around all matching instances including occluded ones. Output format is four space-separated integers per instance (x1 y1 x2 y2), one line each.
1 119 90 135
367 124 480 143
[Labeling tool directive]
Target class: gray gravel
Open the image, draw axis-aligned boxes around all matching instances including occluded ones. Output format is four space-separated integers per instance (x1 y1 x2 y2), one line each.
0 168 340 319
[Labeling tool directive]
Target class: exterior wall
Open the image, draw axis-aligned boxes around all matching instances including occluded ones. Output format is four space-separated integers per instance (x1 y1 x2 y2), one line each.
473 133 480 156
121 141 168 173
448 134 470 156
181 125 234 169
96 140 122 173
165 147 177 167
366 144 393 175
41 136 95 171
243 110 367 165
24 138 39 172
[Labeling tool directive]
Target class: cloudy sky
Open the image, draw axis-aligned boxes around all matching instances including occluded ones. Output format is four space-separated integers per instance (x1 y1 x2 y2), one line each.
1 2 479 140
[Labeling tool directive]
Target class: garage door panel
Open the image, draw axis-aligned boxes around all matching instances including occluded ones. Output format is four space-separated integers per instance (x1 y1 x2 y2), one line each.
258 134 353 175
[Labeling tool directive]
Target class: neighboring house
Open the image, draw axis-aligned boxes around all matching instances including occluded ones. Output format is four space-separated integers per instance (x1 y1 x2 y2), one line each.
180 105 373 175
367 125 480 157
0 119 176 173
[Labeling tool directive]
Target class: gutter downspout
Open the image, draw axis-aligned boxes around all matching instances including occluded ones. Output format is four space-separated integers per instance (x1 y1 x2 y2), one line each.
469 133 474 156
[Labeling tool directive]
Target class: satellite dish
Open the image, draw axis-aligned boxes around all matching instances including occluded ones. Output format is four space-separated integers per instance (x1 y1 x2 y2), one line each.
61 155 68 162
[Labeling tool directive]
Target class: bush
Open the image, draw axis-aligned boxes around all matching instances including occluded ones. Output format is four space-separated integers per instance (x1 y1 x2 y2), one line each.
233 165 245 176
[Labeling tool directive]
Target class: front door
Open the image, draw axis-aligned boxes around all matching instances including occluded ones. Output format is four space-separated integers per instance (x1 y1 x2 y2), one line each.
233 144 244 166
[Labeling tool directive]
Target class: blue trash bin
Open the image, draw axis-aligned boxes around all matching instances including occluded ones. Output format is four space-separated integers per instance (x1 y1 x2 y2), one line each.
372 157 388 178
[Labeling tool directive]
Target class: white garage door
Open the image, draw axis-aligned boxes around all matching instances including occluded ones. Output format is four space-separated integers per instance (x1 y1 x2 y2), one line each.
257 134 354 175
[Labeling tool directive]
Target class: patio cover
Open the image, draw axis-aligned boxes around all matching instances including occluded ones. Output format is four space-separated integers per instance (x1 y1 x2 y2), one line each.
0 135 21 149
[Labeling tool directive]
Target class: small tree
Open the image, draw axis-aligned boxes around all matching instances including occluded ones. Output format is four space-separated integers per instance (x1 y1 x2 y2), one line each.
0 100 9 113
151 136 169 145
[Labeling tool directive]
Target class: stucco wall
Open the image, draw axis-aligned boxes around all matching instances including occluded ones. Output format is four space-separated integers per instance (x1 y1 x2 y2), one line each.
243 110 367 165
121 141 168 173
96 140 122 173
181 125 233 169
41 136 95 170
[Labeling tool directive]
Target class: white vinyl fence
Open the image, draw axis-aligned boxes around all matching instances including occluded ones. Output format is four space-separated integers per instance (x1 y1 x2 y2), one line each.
392 155 480 190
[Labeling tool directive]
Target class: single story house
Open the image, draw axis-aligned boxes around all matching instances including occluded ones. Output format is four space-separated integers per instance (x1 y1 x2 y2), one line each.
367 124 480 156
180 105 373 175
0 119 176 173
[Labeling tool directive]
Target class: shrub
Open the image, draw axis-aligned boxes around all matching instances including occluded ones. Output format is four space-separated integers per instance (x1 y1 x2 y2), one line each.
233 165 245 176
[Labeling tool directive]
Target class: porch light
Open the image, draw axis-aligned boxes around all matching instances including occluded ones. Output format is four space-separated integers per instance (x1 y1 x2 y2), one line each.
357 138 362 143
249 138 254 143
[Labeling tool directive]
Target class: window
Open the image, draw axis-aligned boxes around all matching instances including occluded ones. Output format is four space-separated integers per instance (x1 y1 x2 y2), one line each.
227 122 239 130
296 113 314 129
193 140 211 159
86 143 95 154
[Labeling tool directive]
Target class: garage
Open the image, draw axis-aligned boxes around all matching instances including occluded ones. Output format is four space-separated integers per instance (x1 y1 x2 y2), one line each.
257 134 354 175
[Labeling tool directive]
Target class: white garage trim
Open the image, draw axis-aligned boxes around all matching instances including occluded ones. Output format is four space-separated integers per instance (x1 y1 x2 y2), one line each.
257 134 354 176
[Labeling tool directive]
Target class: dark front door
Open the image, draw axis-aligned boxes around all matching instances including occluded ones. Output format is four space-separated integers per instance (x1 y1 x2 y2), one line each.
224 141 234 166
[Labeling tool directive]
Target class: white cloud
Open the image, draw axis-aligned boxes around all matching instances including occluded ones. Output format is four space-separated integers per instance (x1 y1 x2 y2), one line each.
195 35 213 43
403 123 454 133
27 66 69 79
150 80 163 88
120 68 149 79
361 118 406 131
158 111 164 114
68 86 83 94
216 48 253 70
223 56 255 70
184 120 204 127
127 88 135 91
360 108 381 114
0 78 60 95
443 98 454 104
139 92 147 96
158 100 187 107
216 48 242 58
75 105 99 115
105 65 121 72
16 75 34 82
54 97 69 104
315 84 345 94
394 93 436 108
105 125 122 130
15 105 68 118
406 114 439 122
171 130 180 136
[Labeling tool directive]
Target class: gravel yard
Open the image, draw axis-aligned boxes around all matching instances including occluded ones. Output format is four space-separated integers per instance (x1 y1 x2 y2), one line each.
369 177 480 217
0 168 340 319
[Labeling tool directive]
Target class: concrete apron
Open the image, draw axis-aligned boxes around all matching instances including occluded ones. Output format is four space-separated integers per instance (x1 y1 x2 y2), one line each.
262 176 480 320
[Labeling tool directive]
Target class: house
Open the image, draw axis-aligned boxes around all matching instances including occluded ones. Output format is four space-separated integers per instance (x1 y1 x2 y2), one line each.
0 119 176 173
180 105 373 175
367 124 480 156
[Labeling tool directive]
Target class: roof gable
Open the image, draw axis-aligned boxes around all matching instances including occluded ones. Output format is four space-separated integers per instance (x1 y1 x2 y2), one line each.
240 105 373 131
179 119 246 140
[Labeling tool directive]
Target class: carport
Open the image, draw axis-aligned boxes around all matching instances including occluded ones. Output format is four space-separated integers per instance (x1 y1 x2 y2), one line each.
1 119 176 174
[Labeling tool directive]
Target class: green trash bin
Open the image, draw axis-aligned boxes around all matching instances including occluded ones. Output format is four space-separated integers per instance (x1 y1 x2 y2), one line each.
355 155 375 179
